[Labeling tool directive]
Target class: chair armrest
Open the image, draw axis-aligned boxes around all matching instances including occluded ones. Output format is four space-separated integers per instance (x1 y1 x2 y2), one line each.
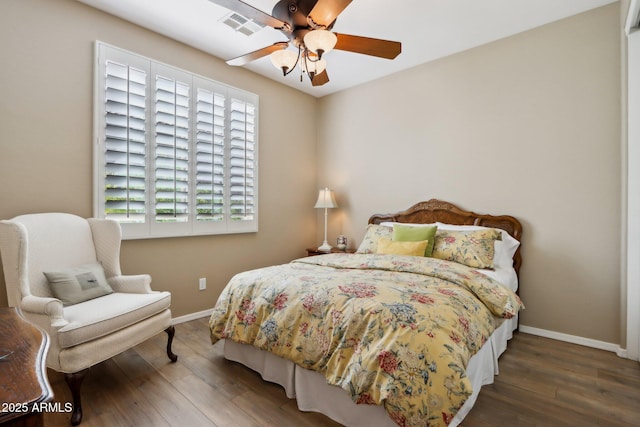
108 274 153 294
20 295 68 328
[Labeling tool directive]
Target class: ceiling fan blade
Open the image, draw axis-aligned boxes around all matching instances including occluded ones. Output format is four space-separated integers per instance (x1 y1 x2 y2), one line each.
227 42 289 66
311 69 330 86
209 0 290 31
307 0 352 28
334 33 401 59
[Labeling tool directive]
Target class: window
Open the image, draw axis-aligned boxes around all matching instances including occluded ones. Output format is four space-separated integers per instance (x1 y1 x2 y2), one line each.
94 42 258 239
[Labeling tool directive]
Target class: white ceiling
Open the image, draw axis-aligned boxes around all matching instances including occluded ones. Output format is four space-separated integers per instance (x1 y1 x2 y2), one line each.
77 0 617 97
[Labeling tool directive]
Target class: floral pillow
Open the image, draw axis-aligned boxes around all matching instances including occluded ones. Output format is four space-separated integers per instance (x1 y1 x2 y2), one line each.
431 228 502 269
356 224 393 254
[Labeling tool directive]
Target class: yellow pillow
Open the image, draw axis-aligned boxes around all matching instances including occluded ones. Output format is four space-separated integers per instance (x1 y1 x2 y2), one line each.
376 238 428 257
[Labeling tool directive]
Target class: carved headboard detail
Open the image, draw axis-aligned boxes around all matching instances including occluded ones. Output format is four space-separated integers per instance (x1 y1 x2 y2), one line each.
368 199 523 276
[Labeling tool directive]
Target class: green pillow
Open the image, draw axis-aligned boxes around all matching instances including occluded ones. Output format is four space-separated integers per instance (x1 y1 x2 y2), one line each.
392 223 438 256
44 263 113 306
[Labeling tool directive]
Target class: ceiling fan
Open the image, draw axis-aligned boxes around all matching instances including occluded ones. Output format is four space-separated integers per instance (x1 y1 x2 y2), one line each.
210 0 402 86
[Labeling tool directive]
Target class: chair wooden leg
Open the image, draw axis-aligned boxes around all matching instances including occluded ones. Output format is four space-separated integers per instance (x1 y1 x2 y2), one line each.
165 326 178 362
64 369 88 426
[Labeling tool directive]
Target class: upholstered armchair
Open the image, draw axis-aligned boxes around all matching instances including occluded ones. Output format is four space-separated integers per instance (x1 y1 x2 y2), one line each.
0 213 177 425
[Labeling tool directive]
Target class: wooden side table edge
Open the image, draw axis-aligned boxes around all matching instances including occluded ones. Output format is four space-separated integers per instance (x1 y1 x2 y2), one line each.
0 308 54 426
26 309 54 406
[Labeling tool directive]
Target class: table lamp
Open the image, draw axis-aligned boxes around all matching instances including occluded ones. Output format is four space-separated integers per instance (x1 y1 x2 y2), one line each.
314 188 337 252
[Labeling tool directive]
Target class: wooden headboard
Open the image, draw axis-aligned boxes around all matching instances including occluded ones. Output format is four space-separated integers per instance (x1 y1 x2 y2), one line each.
368 199 523 276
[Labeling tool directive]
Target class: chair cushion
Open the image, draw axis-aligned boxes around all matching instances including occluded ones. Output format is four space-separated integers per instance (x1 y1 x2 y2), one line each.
57 292 171 349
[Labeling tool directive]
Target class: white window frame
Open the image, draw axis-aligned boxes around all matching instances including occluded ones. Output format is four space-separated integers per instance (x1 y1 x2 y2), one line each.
93 42 258 239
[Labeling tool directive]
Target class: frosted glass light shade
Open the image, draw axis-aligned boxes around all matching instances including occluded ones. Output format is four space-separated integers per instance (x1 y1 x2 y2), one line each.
270 49 298 72
305 56 327 76
304 30 337 57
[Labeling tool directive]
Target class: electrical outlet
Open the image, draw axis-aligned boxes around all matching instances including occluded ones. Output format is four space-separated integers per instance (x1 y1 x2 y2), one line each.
199 277 206 291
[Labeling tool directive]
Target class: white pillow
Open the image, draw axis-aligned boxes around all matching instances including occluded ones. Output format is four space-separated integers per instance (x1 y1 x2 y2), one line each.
478 265 519 292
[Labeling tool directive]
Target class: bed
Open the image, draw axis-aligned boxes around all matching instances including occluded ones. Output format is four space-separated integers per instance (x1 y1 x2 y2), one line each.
209 199 523 427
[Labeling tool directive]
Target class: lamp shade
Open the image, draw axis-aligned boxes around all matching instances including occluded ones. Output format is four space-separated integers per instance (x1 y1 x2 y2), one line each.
304 29 337 58
314 188 337 209
304 55 327 77
270 49 298 72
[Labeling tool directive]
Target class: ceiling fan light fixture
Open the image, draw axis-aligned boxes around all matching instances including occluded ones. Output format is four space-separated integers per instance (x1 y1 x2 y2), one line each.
212 0 402 88
304 29 337 59
305 55 327 79
270 49 298 75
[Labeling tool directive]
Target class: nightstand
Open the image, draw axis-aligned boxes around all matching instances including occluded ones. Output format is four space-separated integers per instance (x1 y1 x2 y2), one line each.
306 247 356 257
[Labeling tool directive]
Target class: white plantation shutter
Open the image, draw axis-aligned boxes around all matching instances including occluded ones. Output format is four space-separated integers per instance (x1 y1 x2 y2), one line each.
192 78 258 234
94 43 258 238
195 86 225 222
153 72 190 224
103 59 147 223
229 98 256 222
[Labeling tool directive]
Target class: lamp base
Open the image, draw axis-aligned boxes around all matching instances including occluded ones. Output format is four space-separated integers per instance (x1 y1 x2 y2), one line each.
317 241 333 252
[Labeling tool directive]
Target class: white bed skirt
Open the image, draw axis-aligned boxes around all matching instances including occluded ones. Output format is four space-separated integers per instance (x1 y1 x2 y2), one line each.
224 315 518 427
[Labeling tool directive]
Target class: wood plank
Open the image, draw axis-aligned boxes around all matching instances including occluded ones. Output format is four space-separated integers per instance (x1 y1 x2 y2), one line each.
465 334 640 427
172 374 262 427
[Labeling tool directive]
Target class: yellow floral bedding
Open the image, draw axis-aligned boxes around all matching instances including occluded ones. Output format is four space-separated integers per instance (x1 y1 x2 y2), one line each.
209 253 523 427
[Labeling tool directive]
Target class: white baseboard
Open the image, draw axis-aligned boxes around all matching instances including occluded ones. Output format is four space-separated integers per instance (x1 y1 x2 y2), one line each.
519 324 626 355
172 308 213 325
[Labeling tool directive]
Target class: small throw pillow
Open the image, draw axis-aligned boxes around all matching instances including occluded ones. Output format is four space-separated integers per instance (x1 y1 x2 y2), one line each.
392 223 438 256
431 229 502 269
44 263 113 306
356 224 393 254
376 238 428 257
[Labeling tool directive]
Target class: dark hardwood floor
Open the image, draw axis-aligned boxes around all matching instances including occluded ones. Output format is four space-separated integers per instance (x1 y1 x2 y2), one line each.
43 317 640 427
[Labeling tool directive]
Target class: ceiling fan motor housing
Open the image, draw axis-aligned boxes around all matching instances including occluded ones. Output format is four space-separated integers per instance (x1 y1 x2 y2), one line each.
272 0 336 49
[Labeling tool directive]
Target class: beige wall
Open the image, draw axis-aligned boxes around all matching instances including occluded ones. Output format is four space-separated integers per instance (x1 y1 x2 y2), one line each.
0 0 319 316
317 4 622 344
0 1 625 345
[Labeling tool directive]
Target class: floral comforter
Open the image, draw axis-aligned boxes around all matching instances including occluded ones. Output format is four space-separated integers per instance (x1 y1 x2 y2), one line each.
209 253 523 427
